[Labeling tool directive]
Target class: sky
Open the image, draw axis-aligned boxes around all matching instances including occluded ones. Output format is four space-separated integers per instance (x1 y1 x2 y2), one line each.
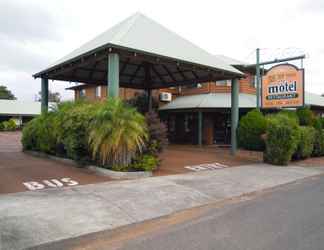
0 0 323 101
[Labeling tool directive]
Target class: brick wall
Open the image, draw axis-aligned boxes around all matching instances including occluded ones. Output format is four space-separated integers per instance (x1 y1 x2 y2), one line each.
71 72 256 102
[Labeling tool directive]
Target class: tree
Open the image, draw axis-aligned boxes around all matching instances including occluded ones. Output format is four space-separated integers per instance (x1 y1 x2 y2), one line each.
38 91 61 103
88 99 148 167
0 85 16 100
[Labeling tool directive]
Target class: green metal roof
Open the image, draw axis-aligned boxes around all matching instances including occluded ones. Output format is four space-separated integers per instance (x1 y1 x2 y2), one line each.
159 92 324 110
33 13 243 89
0 100 55 116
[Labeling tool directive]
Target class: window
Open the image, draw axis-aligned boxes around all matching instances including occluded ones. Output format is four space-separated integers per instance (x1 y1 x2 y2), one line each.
79 89 86 98
95 86 101 98
215 80 231 86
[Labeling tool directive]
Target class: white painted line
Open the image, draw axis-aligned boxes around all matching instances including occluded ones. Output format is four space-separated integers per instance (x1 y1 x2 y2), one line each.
184 162 229 172
23 177 79 191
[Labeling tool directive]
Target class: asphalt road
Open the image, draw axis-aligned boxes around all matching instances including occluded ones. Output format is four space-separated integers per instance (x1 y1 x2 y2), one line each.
33 174 324 250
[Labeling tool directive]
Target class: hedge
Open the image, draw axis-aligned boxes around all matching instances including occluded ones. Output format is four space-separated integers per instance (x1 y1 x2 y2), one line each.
293 126 316 160
238 109 267 151
296 107 315 126
22 99 165 171
264 114 300 165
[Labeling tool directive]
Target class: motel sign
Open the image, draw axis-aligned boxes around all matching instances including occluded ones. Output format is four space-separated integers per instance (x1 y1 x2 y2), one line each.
261 64 304 108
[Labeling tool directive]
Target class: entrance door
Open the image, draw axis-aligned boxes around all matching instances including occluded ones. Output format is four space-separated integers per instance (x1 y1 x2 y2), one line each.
213 112 230 144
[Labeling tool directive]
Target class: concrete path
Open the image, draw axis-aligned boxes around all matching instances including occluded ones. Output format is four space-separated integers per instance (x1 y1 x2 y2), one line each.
1 164 324 250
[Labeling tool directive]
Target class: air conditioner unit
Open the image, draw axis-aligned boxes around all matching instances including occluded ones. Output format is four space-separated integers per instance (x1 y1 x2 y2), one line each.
159 92 172 102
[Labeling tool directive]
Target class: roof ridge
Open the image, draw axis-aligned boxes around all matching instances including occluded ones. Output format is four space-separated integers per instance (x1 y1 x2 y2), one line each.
111 12 142 44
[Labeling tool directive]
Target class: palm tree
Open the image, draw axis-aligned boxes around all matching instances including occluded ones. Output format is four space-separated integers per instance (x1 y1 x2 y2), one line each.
88 98 148 167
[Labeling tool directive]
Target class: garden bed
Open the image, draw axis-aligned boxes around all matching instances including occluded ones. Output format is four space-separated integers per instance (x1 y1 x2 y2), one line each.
25 150 152 179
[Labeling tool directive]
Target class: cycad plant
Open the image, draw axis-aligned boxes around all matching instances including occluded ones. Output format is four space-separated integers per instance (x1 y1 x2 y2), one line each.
88 98 148 167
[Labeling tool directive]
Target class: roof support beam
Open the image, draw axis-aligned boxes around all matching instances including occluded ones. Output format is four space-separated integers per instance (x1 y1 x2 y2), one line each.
162 65 177 82
230 78 239 155
151 65 165 83
41 78 48 114
177 66 188 81
130 64 143 84
88 60 100 79
107 53 120 98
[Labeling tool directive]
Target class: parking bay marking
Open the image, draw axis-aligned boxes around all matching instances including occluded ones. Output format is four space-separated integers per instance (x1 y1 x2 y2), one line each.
185 162 228 172
23 177 79 191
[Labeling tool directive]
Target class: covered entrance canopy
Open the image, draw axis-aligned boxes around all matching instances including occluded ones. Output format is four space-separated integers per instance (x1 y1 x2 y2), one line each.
33 12 243 154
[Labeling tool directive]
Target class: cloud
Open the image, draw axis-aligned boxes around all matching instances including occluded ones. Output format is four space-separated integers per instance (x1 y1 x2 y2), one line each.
300 0 324 12
0 36 52 73
0 0 62 42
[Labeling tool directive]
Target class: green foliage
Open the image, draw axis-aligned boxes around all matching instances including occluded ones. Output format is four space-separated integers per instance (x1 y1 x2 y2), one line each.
22 114 58 154
312 129 324 157
238 109 267 151
296 107 315 126
0 85 16 100
131 154 159 172
145 111 168 156
126 93 159 113
22 99 150 169
293 126 316 160
264 114 300 166
88 99 148 167
38 90 61 103
1 119 17 131
54 101 94 161
277 110 299 124
313 117 324 130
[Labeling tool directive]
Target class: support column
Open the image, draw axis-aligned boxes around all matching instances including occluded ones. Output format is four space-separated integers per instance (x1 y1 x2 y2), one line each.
147 89 152 112
198 111 203 147
256 48 260 109
107 53 120 98
231 78 239 155
41 78 48 114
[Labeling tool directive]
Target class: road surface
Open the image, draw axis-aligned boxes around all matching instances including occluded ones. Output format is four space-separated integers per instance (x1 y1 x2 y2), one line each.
32 174 324 250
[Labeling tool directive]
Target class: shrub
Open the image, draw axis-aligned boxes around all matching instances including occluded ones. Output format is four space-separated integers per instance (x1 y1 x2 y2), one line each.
127 93 159 113
131 154 159 172
88 99 148 167
313 117 324 130
54 101 94 161
238 109 267 151
296 107 315 126
312 129 324 157
145 111 168 156
22 118 38 150
2 119 17 131
278 110 299 124
0 122 4 131
264 114 300 165
22 113 58 153
293 126 316 160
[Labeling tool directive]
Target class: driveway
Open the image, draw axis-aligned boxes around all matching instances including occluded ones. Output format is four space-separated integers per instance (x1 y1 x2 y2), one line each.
0 132 111 194
1 163 323 250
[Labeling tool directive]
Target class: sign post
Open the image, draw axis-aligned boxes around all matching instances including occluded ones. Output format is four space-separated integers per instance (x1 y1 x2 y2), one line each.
256 48 261 110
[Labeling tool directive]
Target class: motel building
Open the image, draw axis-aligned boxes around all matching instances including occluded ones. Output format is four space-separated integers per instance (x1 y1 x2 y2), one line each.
67 56 324 147
34 12 324 153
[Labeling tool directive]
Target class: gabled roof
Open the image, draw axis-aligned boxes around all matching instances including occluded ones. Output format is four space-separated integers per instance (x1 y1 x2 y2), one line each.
33 13 243 87
159 92 324 110
0 100 56 116
215 54 260 75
